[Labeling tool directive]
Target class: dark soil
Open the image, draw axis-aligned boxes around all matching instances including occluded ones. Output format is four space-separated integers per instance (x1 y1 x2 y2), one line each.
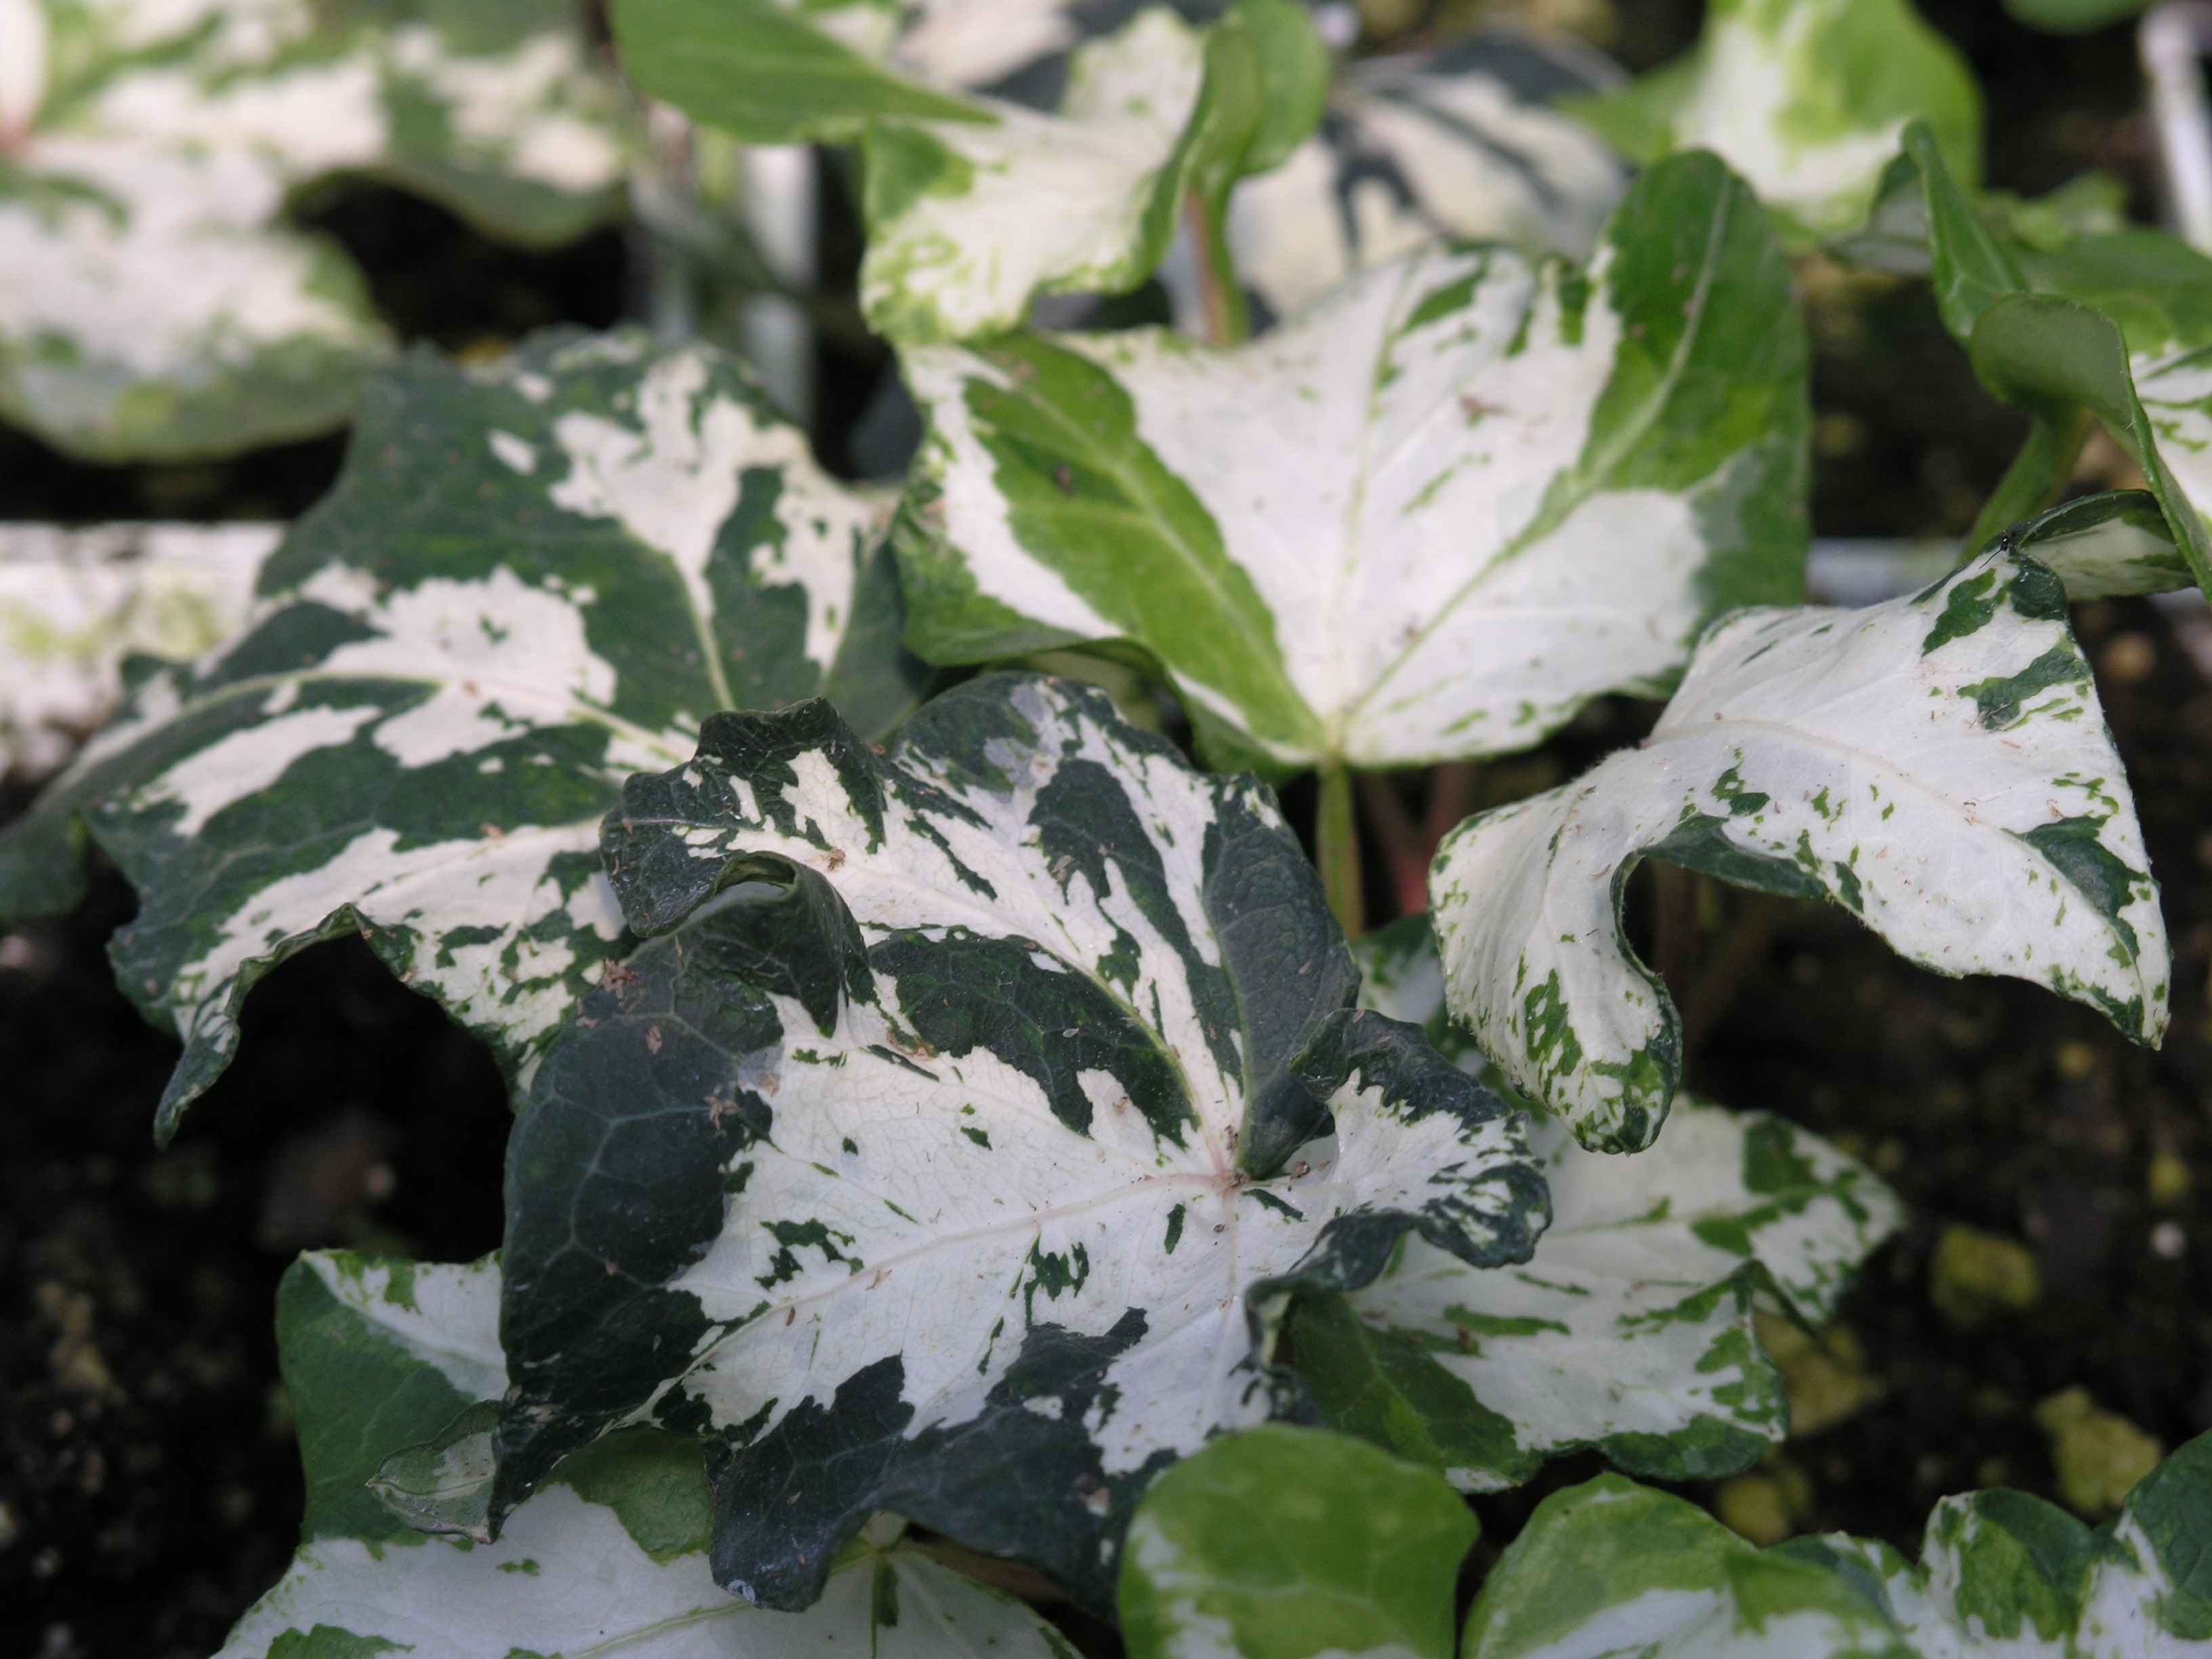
1 1 2199 1652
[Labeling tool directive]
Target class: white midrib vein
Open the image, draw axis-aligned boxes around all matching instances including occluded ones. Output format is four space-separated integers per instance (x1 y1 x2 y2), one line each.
1343 193 1738 737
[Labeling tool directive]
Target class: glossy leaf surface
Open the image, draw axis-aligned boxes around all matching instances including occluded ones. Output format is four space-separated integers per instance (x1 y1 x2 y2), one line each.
224 1251 1074 1659
0 331 922 1140
492 674 1545 1614
1431 546 2167 1151
899 152 1807 773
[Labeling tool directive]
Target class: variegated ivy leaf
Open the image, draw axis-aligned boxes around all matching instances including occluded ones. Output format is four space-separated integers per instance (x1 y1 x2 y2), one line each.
0 0 627 462
1462 1475 1918 1658
1779 1431 2212 1657
1433 544 2169 1153
0 523 275 779
2003 489 2191 600
491 674 1546 1616
227 1250 1078 1659
0 329 926 1141
1228 32 1631 322
1564 0 1980 244
1119 1425 1477 1659
1886 121 2212 578
898 151 1807 774
1265 1084 1903 1490
617 0 1308 344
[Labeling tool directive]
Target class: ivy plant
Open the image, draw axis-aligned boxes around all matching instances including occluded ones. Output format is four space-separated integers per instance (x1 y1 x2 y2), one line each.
3 0 2207 1650
0 0 630 461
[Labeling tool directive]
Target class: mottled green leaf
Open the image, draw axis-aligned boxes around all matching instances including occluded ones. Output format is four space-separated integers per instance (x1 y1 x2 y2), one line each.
1229 33 1631 320
0 524 274 779
0 0 628 462
2007 489 2190 600
899 150 1807 772
1463 1475 1914 1658
0 330 925 1141
491 673 1546 1615
1431 546 2167 1151
228 1252 1075 1659
1564 0 1979 243
1120 1425 1476 1659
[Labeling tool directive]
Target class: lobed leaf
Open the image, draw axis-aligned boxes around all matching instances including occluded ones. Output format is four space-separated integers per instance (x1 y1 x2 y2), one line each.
226 1251 1075 1659
1565 0 1980 243
0 329 924 1141
897 150 1807 773
0 0 628 462
1431 545 2167 1151
492 673 1545 1615
1119 1425 1477 1659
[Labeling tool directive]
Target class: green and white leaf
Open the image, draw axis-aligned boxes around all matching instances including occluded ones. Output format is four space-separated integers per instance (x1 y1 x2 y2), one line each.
2004 489 2191 600
1431 545 2167 1152
1463 1475 1915 1659
1227 34 1631 320
491 673 1546 1616
1119 1425 1477 1659
1884 121 2212 581
615 0 1265 344
1566 0 1980 243
1779 1431 2212 1656
227 1250 1078 1659
1270 1086 1902 1489
0 330 924 1141
898 151 1807 773
0 523 276 779
0 0 628 462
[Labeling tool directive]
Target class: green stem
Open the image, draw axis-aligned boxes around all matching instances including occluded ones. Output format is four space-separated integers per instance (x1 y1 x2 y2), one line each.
1318 759 1364 940
1185 190 1251 350
1965 407 2095 555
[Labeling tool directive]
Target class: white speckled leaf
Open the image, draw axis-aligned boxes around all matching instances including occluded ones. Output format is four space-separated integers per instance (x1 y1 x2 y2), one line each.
0 331 922 1143
0 523 276 779
1227 33 1630 321
1463 1476 1917 1658
897 151 1807 771
227 1250 1078 1659
1432 544 2168 1153
1568 0 1980 243
491 672 1546 1616
0 0 627 461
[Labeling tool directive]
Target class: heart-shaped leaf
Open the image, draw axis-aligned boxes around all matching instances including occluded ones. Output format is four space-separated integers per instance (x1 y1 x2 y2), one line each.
897 150 1807 773
225 1250 1071 1659
0 329 926 1141
1229 33 1630 321
1564 0 1980 244
1431 545 2167 1152
0 0 628 462
491 673 1545 1615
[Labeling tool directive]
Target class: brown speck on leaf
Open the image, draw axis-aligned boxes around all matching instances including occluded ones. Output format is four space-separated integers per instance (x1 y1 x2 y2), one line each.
1292 1160 1310 1179
1054 464 1076 496
647 1025 663 1053
786 1307 797 1326
605 1260 618 1276
825 847 846 870
480 823 505 840
1460 394 1507 419
1213 1223 1225 1234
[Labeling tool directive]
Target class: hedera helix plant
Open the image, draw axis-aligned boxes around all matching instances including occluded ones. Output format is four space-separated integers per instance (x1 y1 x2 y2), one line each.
3 0 2211 1650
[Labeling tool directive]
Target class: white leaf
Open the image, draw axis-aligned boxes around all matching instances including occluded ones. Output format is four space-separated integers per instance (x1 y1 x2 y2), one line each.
1432 545 2169 1151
